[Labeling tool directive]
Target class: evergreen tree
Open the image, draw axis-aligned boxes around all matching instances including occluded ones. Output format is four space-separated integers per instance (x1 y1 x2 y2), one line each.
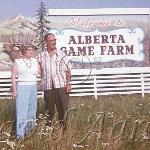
35 1 50 51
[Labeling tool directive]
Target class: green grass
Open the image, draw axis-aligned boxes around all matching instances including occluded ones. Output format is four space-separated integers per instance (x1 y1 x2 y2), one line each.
0 94 150 150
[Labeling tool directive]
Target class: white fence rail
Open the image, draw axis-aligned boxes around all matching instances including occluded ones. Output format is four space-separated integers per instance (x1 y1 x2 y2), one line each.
1 67 150 99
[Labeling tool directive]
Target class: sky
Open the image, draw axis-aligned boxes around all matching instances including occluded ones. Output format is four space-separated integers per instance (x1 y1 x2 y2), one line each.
0 0 150 20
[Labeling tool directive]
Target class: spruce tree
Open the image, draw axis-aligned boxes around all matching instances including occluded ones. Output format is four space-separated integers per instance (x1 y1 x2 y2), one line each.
35 1 50 51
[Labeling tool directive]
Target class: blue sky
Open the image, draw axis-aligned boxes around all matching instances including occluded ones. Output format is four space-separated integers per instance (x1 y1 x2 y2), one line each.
0 0 150 19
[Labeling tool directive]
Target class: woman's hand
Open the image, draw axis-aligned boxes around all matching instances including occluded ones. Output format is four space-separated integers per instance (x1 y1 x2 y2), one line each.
12 90 17 100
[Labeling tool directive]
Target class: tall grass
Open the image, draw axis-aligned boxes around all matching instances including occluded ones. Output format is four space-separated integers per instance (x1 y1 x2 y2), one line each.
0 94 150 150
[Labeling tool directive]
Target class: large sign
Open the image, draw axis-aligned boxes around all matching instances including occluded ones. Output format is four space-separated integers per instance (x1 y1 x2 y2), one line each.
50 28 144 63
48 8 150 68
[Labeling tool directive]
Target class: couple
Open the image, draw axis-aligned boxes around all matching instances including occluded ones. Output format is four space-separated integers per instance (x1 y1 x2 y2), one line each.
11 33 71 139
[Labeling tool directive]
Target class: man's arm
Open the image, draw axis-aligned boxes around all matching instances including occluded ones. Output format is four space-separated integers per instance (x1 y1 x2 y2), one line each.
61 51 72 93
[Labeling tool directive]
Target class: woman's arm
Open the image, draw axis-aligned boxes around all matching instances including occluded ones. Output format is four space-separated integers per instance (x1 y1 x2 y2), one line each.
11 62 17 99
37 61 42 75
37 52 43 76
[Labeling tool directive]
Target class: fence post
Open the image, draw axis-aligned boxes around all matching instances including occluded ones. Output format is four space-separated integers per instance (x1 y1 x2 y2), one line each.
141 73 144 97
93 69 97 100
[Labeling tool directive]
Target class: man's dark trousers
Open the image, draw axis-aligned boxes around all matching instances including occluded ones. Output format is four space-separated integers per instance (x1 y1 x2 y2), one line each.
44 87 69 128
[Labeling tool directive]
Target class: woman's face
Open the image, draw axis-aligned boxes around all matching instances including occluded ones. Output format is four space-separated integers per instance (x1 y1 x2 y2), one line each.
24 47 34 58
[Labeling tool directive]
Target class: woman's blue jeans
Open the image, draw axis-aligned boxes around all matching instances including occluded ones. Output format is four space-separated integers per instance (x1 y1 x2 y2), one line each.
16 84 37 139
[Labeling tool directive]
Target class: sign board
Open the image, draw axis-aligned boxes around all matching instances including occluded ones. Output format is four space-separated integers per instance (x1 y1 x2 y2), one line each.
48 8 150 68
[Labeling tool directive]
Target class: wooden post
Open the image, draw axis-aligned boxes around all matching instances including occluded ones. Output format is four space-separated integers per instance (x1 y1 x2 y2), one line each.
93 69 97 100
141 73 144 97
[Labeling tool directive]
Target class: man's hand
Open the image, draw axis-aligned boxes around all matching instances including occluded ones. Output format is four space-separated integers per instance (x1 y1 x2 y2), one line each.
66 71 71 81
3 43 13 52
65 83 71 93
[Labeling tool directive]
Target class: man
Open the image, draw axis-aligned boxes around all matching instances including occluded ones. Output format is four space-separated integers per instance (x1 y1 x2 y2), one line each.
38 33 71 129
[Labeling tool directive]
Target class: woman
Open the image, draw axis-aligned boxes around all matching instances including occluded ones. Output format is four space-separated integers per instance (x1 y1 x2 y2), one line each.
11 45 40 139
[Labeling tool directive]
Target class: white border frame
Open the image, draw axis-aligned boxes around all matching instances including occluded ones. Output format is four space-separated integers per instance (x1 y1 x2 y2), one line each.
48 8 150 15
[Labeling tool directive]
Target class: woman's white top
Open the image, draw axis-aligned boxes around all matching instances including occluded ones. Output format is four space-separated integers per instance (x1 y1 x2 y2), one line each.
15 58 38 85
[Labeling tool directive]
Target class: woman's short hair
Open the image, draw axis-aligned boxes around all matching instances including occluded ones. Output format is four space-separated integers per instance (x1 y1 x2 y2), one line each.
19 45 35 55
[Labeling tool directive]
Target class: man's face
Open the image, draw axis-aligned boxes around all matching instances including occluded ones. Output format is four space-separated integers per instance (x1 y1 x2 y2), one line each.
45 34 56 51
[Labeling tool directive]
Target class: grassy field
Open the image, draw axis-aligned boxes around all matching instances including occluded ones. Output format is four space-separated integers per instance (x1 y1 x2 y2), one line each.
0 94 150 150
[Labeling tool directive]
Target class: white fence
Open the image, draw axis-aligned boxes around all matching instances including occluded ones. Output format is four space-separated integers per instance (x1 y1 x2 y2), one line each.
1 67 150 99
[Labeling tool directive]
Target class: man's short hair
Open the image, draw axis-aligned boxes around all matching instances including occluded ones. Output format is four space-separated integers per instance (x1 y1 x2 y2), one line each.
44 33 55 41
